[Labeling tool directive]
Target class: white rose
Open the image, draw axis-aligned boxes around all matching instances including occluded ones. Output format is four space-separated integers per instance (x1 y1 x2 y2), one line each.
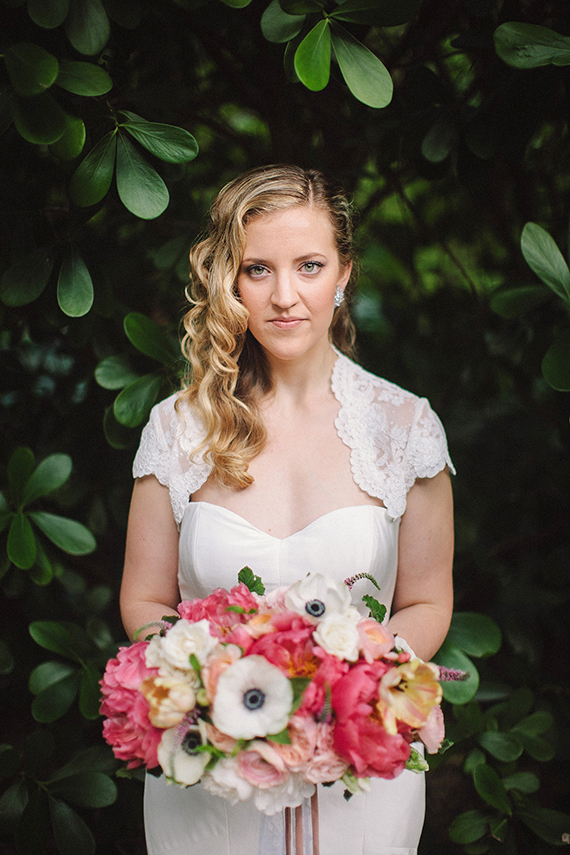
156 619 218 671
313 611 361 661
285 573 351 623
202 756 253 805
253 773 315 816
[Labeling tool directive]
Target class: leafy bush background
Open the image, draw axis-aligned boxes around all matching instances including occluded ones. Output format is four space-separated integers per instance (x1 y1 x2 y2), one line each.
1 0 569 853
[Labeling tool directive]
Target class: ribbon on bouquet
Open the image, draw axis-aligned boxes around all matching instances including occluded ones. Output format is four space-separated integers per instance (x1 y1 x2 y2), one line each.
258 793 320 855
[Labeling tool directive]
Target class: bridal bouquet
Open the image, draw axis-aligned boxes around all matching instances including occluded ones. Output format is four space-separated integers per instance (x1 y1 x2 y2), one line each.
100 570 448 815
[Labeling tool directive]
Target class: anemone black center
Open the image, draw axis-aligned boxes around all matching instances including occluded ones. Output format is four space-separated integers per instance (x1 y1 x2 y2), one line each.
243 688 265 710
182 730 201 755
305 598 326 618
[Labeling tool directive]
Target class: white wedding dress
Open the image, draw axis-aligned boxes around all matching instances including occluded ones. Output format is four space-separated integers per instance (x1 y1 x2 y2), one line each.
133 351 454 855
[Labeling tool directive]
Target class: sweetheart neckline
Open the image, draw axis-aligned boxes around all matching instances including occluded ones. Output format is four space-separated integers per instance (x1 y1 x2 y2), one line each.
183 500 389 542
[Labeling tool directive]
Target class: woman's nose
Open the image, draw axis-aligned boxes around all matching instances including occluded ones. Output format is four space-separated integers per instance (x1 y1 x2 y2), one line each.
271 272 297 308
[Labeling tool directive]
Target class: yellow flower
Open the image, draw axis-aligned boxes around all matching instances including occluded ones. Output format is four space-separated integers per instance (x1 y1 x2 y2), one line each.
377 660 442 735
140 676 197 728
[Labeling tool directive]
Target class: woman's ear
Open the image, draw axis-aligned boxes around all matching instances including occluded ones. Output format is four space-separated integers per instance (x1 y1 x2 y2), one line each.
338 260 352 291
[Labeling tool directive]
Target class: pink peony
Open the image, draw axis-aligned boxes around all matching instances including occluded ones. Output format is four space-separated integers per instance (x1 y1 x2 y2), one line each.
305 721 348 784
177 584 259 638
418 704 445 754
249 615 315 678
297 646 349 717
237 740 290 789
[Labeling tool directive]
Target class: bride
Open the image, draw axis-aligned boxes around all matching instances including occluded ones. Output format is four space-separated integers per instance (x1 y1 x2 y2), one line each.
120 164 454 855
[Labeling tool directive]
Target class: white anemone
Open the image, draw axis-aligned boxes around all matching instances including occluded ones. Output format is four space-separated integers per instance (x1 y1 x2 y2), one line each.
285 573 351 623
212 655 293 740
158 722 211 786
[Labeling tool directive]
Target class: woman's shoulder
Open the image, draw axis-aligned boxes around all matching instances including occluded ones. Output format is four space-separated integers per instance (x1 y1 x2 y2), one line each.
332 350 421 416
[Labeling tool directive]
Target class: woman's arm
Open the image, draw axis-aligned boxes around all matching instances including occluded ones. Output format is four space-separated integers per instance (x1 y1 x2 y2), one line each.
387 468 454 661
120 475 181 641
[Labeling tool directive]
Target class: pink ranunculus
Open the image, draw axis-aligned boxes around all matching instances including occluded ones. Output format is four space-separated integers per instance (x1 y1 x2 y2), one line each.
418 703 445 754
177 584 259 637
273 715 318 772
201 643 242 702
305 721 348 784
358 619 395 664
237 740 290 789
205 722 239 754
100 642 155 693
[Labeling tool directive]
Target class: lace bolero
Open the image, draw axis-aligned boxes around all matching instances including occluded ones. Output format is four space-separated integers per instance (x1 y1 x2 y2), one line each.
133 351 455 526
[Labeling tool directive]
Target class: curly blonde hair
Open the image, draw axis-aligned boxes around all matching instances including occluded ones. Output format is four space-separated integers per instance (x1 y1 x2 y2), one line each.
179 164 357 489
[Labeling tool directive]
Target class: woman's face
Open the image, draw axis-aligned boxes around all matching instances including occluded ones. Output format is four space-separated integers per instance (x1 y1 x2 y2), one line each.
237 205 351 366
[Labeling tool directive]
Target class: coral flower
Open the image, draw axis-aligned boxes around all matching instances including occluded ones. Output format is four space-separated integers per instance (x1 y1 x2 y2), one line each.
377 660 442 735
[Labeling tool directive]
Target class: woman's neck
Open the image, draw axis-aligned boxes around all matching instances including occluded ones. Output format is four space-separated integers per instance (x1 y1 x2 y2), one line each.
261 343 338 410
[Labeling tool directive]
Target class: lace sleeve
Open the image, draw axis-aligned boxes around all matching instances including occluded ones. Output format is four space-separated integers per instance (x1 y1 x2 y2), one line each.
403 397 455 489
132 398 173 487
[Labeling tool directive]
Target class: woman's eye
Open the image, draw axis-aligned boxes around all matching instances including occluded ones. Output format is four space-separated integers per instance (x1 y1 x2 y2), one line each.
302 261 323 273
247 265 267 277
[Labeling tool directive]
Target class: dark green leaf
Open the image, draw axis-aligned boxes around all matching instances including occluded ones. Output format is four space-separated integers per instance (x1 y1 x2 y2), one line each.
517 805 570 844
116 133 169 219
330 0 421 26
421 119 458 162
113 373 162 426
79 663 103 719
49 112 86 160
446 612 502 658
27 0 70 28
518 731 555 761
7 513 37 570
330 22 393 108
294 20 331 92
49 798 96 855
433 640 479 704
31 671 80 722
95 355 139 389
0 744 21 778
478 731 523 762
64 0 111 55
521 222 570 301
103 405 135 449
49 771 117 807
542 330 570 391
29 621 87 660
511 711 553 737
0 492 12 533
22 453 72 506
489 815 508 843
124 312 179 364
0 248 55 307
494 23 570 69
0 781 28 835
70 131 116 207
57 245 94 317
8 447 35 505
280 0 321 11
23 729 55 776
490 284 550 318
464 747 486 774
220 0 252 7
13 91 66 144
30 511 96 555
449 810 489 845
261 0 305 43
4 42 59 96
0 89 15 136
29 540 54 586
105 0 142 28
50 746 118 779
238 566 266 594
502 772 539 794
15 784 49 855
29 660 76 695
121 113 198 163
473 764 511 815
0 640 15 674
56 61 112 95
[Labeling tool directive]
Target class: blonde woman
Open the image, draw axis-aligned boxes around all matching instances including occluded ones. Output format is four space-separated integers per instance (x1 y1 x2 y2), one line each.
120 165 455 855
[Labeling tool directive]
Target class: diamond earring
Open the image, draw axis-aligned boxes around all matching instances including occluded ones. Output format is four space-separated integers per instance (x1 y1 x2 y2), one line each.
334 286 344 307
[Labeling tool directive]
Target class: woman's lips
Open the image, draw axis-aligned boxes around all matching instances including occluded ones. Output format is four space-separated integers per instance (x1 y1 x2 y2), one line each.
269 318 305 330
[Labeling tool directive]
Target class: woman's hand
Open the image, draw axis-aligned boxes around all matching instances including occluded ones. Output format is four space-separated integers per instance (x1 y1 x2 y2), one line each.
387 468 454 661
120 475 180 641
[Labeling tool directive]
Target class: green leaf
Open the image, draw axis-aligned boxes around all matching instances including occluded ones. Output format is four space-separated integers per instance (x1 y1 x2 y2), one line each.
95 355 139 389
464 747 486 775
421 119 458 163
4 42 59 96
0 744 21 777
65 0 111 55
473 764 511 815
261 0 305 43
449 810 489 845
23 729 55 776
446 612 502 658
294 20 331 92
30 511 96 555
521 222 570 301
220 0 252 7
30 540 54 586
103 405 135 449
433 640 479 704
280 0 321 11
494 23 570 69
542 330 570 391
7 513 37 569
478 731 523 762
29 661 76 695
330 21 393 108
0 781 28 836
290 676 311 713
0 492 12 533
13 91 66 144
15 784 49 855
116 132 169 219
511 711 553 737
22 453 72 506
49 772 117 807
0 639 15 674
104 0 142 28
330 0 421 26
120 112 198 163
31 671 80 722
362 594 386 623
49 113 86 160
516 732 555 761
8 446 35 505
57 245 94 317
516 805 570 845
56 61 112 95
267 728 292 744
238 566 266 594
489 815 508 843
113 373 162 427
29 621 87 660
123 312 179 364
50 746 117 779
70 130 116 207
502 772 540 794
489 284 550 318
79 664 103 719
0 247 55 307
49 798 96 855
27 0 70 28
